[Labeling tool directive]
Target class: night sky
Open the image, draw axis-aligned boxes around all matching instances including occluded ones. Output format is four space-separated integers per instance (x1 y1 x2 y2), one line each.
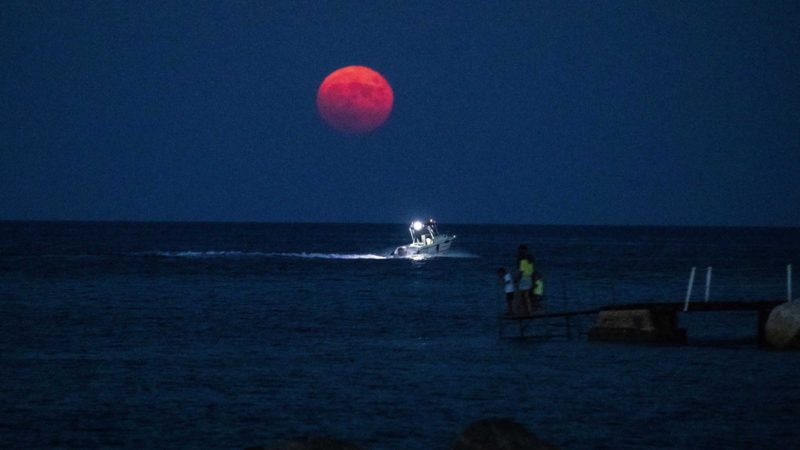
2 1 798 226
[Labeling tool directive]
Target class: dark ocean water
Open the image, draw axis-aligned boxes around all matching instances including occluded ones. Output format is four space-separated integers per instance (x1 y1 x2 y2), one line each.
1 222 798 449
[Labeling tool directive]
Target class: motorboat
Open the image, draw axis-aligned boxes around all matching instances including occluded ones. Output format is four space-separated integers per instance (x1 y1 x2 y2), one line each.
391 219 455 257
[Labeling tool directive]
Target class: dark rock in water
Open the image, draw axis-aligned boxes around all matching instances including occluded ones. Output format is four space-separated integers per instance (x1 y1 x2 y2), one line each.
588 309 687 344
766 300 800 349
452 418 559 450
246 436 363 450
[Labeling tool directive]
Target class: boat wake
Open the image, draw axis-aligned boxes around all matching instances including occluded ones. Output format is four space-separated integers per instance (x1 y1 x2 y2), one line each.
150 250 478 260
152 251 388 260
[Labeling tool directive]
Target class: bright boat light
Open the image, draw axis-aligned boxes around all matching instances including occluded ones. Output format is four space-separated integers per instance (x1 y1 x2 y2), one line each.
412 221 424 231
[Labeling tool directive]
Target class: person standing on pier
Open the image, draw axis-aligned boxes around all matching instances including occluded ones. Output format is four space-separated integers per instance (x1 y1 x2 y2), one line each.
497 267 515 315
517 245 535 315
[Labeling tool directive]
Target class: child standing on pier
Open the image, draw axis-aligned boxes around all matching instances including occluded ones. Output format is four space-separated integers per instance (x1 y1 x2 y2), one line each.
533 272 544 306
497 268 515 315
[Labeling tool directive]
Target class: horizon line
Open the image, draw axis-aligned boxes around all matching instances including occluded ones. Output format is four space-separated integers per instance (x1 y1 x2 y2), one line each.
1 218 798 230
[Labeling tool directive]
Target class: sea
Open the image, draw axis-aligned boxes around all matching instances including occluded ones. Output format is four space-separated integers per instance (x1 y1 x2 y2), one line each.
1 222 798 449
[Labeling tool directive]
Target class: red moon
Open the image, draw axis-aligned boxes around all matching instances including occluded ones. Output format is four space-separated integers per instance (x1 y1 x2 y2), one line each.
316 66 394 134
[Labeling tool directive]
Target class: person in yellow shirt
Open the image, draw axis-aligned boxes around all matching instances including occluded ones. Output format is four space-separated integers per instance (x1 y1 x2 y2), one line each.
517 255 534 315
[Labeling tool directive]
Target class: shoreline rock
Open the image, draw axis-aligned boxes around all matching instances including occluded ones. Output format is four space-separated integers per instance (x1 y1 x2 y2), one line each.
452 418 559 450
246 436 363 450
246 418 559 450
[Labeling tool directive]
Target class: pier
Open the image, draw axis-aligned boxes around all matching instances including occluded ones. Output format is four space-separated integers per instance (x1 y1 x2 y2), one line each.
499 300 784 345
499 307 599 340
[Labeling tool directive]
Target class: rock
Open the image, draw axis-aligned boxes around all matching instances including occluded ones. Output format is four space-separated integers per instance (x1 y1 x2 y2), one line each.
451 418 559 450
595 309 656 331
588 309 686 344
246 436 364 450
765 300 800 349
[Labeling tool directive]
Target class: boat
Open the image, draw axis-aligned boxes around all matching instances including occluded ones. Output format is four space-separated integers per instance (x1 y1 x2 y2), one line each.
391 219 456 257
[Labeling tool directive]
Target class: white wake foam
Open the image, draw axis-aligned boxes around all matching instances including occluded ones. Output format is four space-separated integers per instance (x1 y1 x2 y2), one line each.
153 251 387 260
150 250 478 260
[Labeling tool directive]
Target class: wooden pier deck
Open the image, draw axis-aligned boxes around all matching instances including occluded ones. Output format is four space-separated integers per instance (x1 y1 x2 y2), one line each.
499 307 600 339
499 300 784 344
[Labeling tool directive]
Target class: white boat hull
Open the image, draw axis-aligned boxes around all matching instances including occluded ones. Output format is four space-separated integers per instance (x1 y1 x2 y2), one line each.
392 236 455 257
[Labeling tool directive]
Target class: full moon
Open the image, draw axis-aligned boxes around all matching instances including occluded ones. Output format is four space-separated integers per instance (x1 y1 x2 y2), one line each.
316 66 394 134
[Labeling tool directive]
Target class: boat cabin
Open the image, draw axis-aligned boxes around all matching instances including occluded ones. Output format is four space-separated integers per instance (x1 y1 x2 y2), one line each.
409 219 439 245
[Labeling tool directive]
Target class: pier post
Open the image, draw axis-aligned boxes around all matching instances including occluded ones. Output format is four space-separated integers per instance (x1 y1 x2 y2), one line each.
684 267 696 312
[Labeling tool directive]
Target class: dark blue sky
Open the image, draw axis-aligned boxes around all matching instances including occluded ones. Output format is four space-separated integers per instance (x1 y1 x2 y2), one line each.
2 1 798 225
